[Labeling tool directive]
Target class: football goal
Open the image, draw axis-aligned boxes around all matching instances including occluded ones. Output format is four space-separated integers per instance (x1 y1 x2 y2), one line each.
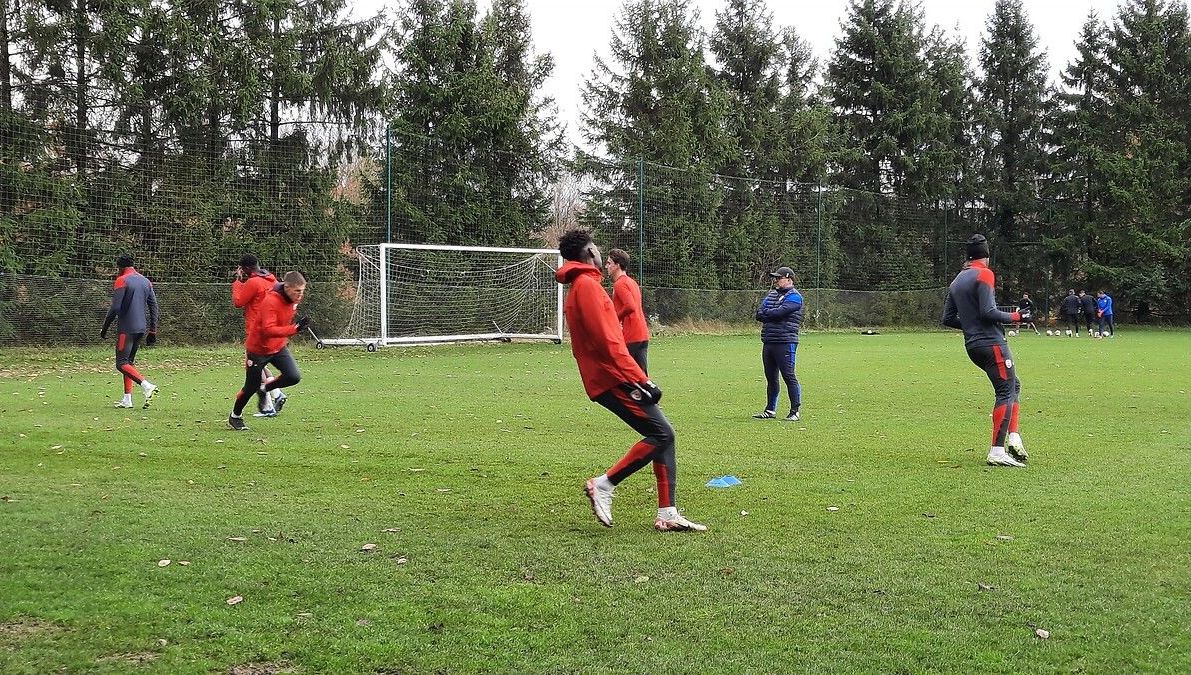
320 243 564 349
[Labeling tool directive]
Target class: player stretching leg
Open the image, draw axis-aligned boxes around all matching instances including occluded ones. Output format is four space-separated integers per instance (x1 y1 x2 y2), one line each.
101 254 159 409
228 272 308 431
556 229 705 532
942 235 1030 467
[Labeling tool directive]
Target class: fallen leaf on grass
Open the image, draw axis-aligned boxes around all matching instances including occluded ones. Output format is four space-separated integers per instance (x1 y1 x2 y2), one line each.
227 537 248 542
51 445 62 450
356 619 371 627
634 575 649 583
157 559 170 567
826 506 840 512
996 535 1014 541
436 488 451 493
138 452 147 457
226 595 243 606
339 444 349 449
1035 628 1050 639
360 543 377 552
977 583 995 591
395 557 408 565
382 528 400 533
178 561 190 566
740 510 749 516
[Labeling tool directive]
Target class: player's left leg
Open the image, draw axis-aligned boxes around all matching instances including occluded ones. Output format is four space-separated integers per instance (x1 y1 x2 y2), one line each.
779 342 801 421
753 344 780 418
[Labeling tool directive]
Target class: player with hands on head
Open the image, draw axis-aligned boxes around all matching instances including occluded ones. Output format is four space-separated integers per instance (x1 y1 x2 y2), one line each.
101 253 160 409
555 228 705 532
942 234 1030 467
231 253 288 415
753 266 805 421
227 271 307 431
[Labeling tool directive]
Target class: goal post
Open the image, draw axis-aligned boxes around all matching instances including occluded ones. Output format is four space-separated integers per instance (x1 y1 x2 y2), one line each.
321 243 564 348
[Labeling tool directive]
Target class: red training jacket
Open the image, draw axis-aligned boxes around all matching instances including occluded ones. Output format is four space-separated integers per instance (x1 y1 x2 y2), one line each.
556 261 647 399
232 270 278 345
612 273 650 343
246 284 299 355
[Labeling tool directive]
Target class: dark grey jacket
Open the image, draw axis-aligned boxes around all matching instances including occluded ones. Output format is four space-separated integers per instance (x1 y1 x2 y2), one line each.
942 261 1016 348
103 268 159 335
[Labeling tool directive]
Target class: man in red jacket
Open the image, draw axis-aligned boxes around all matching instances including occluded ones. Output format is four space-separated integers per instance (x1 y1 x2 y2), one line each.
606 248 650 373
228 271 309 431
232 254 287 415
556 229 705 532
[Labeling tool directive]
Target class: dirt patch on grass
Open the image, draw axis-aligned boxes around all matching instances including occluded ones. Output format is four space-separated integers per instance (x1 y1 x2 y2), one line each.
0 618 64 640
227 661 298 675
97 651 158 665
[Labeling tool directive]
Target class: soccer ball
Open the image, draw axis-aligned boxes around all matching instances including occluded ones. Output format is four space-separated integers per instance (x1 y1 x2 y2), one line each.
1094 331 1101 337
1045 330 1053 336
1007 330 1017 337
1065 329 1073 336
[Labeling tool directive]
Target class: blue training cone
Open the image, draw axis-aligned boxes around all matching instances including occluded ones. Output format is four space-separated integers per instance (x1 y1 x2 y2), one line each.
721 475 742 486
705 477 731 488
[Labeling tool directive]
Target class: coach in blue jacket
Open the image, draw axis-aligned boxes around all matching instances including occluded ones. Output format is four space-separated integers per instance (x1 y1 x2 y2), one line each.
753 266 805 422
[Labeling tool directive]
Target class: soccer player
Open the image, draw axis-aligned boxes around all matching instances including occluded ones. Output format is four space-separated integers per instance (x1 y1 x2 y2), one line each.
556 229 705 532
232 254 287 415
605 248 650 373
1096 290 1115 337
942 234 1030 468
752 266 804 422
100 254 159 409
1078 290 1097 335
1060 289 1081 336
1017 292 1040 335
228 272 308 431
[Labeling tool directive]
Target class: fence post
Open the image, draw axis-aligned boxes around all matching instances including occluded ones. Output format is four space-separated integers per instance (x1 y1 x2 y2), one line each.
815 180 823 324
385 127 392 243
637 157 645 284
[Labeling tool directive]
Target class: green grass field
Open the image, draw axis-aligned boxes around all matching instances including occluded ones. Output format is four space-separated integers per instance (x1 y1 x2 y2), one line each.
2 331 1189 673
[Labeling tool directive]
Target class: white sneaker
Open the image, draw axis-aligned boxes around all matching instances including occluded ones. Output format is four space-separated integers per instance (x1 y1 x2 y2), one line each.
987 446 1026 468
113 400 134 409
584 478 614 527
1006 432 1028 463
654 514 708 532
140 382 158 408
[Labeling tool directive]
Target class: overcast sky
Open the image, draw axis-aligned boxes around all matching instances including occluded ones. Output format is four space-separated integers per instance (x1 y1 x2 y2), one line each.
355 0 1126 141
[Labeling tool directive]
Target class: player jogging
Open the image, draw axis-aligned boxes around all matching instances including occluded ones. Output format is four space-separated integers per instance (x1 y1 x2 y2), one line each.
556 229 706 532
605 248 650 372
232 254 287 415
942 234 1030 468
101 254 159 409
228 271 309 431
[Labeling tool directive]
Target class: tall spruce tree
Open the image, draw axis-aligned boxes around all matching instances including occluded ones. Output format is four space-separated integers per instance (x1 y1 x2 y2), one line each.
1092 0 1191 312
975 0 1049 246
580 0 728 292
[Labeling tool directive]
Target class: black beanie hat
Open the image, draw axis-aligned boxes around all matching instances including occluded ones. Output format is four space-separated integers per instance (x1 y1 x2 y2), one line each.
965 234 989 261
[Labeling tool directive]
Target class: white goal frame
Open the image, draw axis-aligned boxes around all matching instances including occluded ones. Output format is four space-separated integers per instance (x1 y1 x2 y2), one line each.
320 243 564 348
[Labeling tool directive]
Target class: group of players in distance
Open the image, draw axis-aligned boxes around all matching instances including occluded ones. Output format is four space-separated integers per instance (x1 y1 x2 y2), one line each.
99 230 1034 533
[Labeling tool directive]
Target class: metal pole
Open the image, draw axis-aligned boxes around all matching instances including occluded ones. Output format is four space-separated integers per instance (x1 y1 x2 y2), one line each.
385 127 392 243
637 158 645 284
815 180 823 321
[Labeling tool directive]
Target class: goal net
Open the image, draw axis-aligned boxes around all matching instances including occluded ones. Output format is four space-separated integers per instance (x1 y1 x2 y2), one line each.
323 243 564 348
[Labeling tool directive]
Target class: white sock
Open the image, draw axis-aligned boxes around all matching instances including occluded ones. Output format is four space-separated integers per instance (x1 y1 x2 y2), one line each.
1008 432 1023 445
121 394 132 406
990 446 1007 456
658 506 678 520
230 412 242 419
141 380 154 392
594 474 614 492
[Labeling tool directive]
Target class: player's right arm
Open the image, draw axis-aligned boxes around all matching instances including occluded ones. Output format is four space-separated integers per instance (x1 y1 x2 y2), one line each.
101 278 126 337
231 279 251 308
941 290 961 329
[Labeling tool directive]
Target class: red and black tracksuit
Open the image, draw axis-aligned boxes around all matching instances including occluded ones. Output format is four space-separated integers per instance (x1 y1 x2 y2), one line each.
231 285 302 416
557 261 676 509
102 267 159 395
612 273 650 373
942 260 1024 448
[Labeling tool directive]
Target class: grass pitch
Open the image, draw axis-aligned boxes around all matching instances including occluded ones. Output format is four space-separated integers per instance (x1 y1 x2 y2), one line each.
1 331 1189 673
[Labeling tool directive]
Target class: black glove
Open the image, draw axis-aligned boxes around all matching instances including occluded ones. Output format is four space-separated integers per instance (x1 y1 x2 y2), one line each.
296 316 311 331
145 331 157 346
630 380 662 405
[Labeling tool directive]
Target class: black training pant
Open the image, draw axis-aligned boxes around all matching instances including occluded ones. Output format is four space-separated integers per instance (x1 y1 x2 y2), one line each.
594 384 677 508
233 347 301 415
627 340 649 374
965 342 1021 448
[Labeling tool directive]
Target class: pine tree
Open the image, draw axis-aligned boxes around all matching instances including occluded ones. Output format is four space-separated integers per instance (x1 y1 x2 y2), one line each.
975 0 1050 245
579 0 729 292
